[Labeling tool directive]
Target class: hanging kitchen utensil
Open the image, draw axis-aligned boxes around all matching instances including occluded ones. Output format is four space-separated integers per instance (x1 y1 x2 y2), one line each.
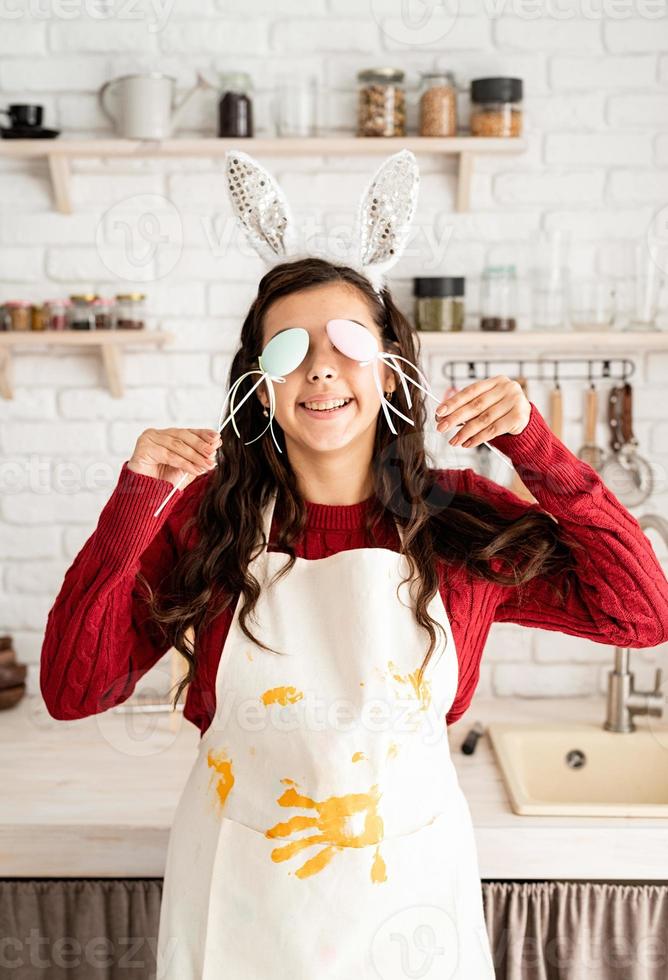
577 378 605 470
549 367 563 442
599 383 653 506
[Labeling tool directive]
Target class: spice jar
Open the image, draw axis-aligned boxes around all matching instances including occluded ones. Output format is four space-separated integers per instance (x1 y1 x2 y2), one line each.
414 277 465 332
69 294 98 330
4 301 31 331
470 77 523 137
93 297 114 330
31 303 47 331
479 265 518 331
115 293 146 330
218 71 253 137
418 71 457 137
357 68 406 137
46 299 70 331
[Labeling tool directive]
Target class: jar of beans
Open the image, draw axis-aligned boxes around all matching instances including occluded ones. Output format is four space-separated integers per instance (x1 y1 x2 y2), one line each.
418 71 457 137
357 67 406 137
470 77 523 137
114 293 146 330
69 294 98 330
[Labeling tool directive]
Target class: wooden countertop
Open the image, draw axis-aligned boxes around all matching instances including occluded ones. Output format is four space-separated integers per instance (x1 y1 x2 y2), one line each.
1 693 666 879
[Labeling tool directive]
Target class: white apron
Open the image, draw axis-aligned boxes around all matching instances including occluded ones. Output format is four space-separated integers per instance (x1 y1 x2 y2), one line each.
156 490 495 979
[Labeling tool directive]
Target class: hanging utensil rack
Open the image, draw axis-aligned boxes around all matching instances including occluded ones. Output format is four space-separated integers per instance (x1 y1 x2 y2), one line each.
440 357 635 383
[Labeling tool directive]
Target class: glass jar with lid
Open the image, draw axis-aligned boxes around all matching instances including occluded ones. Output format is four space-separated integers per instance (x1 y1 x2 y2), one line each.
357 67 406 137
69 294 98 330
45 299 70 331
479 265 518 331
218 71 254 137
414 277 465 332
115 293 146 330
93 297 114 330
418 71 457 137
3 301 31 331
31 303 47 331
470 77 523 137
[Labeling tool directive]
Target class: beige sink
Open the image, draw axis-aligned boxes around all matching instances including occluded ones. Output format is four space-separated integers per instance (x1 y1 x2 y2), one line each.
487 721 668 817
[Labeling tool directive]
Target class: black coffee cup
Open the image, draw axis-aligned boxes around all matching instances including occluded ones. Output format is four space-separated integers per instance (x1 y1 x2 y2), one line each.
1 104 43 130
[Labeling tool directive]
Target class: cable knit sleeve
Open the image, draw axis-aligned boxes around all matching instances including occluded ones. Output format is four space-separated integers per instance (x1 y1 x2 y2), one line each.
39 462 203 721
464 400 668 648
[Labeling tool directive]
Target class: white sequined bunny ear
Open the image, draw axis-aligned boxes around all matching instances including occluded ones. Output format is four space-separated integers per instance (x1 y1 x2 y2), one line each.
224 149 301 264
352 148 420 294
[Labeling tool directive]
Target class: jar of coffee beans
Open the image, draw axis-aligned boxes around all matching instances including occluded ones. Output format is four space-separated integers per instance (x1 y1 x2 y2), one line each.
418 71 457 137
470 77 523 137
357 67 406 137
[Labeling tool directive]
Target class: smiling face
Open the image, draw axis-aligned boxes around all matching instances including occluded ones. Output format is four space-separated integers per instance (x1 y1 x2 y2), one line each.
256 282 396 459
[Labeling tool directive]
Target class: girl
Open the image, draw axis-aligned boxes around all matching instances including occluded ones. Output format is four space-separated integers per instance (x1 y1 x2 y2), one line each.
40 177 668 978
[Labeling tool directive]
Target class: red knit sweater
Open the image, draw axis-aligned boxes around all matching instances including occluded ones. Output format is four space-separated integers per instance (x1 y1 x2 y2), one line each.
40 401 668 733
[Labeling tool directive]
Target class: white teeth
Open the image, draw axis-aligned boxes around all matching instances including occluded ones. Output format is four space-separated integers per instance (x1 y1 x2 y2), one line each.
303 398 351 411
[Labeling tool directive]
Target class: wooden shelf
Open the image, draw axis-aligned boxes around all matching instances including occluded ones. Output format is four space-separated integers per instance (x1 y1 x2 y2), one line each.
416 329 668 355
0 329 173 399
0 136 527 214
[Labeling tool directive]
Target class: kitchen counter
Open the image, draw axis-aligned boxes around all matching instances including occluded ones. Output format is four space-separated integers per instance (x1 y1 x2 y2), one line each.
1 693 666 880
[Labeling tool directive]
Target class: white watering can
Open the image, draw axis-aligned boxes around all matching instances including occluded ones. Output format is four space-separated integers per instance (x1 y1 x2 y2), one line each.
98 71 206 139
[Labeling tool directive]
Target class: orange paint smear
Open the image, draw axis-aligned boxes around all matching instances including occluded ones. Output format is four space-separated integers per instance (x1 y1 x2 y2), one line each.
387 659 432 712
206 749 235 809
261 685 304 706
265 781 386 883
351 751 366 763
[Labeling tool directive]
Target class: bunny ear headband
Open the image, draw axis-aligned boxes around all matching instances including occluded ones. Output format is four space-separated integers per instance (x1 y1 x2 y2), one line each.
153 149 511 517
225 146 420 296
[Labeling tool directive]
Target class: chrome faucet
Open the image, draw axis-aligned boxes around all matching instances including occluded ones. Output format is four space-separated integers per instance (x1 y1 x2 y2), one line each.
604 513 667 733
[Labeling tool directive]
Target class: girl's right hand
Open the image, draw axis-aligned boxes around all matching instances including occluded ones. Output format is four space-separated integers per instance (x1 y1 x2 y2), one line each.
127 428 222 489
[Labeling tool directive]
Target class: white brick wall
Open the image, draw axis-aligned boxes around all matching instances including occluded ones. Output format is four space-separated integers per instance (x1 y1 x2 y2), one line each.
1 1 667 708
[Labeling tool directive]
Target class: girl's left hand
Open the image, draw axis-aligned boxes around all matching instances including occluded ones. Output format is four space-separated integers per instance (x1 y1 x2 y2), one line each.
435 376 532 448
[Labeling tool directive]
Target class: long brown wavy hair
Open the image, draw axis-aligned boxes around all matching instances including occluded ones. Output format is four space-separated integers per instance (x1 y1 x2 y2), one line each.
137 257 582 712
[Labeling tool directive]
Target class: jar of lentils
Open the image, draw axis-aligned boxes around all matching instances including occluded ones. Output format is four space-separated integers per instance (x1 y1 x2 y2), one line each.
470 77 523 137
418 71 457 137
357 67 406 137
414 277 465 332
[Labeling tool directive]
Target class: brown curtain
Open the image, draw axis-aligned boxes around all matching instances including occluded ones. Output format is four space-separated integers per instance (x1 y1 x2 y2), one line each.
483 881 668 979
1 878 667 979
